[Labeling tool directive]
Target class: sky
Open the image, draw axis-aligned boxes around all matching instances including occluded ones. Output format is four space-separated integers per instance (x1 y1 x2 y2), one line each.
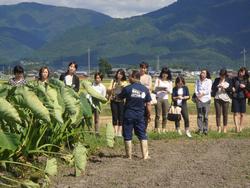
0 0 177 18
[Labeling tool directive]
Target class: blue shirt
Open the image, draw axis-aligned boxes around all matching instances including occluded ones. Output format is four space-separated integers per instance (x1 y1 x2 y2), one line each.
119 82 151 119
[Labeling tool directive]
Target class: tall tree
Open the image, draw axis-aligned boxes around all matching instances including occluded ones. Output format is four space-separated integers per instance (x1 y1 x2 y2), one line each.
98 58 112 76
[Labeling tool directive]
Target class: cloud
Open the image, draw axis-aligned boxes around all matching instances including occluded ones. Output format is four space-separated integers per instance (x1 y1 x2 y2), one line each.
0 0 176 18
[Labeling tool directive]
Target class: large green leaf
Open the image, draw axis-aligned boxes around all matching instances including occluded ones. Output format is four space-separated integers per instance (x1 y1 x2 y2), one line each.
106 123 115 148
0 132 20 151
46 85 64 124
14 87 51 123
73 142 87 177
81 80 107 103
49 78 65 88
61 87 79 115
44 158 57 176
0 83 11 97
79 92 93 119
0 97 21 123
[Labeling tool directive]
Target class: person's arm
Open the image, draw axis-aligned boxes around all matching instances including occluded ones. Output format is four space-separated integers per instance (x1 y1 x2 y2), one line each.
102 84 107 97
195 80 199 96
145 89 152 122
172 87 178 101
117 86 126 100
59 73 64 81
148 75 152 92
183 86 190 100
146 102 151 122
74 76 80 92
167 81 173 94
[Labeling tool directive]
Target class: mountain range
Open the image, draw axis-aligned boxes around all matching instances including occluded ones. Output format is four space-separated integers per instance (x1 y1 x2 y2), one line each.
0 0 250 70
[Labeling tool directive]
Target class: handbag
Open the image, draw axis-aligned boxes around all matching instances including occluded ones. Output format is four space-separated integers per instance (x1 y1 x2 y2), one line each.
191 93 199 103
167 104 182 121
245 90 250 99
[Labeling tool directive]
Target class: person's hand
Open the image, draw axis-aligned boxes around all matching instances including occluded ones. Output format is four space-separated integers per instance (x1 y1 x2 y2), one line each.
240 84 246 89
178 96 183 100
232 87 236 92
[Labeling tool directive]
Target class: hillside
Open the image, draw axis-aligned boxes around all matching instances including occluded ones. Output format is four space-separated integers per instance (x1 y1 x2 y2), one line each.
0 2 112 62
0 0 250 70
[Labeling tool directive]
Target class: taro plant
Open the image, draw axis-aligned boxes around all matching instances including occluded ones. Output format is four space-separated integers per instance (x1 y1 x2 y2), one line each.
0 78 106 186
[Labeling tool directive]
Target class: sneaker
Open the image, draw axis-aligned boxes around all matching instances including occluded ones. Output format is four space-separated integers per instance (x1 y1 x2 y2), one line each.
185 130 192 138
177 129 182 135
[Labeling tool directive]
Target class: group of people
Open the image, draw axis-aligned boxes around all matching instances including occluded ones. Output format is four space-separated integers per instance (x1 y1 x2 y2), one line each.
7 62 250 160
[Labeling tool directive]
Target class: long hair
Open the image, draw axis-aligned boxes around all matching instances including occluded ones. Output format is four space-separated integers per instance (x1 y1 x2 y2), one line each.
175 76 185 86
38 66 50 81
238 67 249 80
219 68 228 78
159 67 172 81
200 69 211 79
66 61 78 74
114 69 126 81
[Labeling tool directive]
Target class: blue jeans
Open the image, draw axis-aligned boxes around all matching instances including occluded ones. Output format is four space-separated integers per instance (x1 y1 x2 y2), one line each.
123 118 147 141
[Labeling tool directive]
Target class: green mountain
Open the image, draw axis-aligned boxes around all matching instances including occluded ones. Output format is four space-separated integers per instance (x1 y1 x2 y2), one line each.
0 0 250 70
0 2 112 63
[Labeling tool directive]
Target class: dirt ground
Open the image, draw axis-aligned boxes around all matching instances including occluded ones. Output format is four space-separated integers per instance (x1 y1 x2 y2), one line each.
51 115 250 188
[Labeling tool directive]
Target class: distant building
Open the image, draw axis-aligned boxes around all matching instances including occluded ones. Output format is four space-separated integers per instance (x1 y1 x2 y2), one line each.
170 68 184 77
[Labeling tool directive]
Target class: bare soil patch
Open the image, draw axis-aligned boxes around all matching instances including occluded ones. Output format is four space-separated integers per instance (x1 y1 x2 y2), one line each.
51 115 250 188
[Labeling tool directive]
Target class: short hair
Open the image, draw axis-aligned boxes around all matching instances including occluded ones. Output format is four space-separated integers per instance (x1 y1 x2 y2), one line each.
219 68 228 77
13 65 24 74
68 61 78 70
175 76 185 86
39 66 50 80
114 69 126 81
159 67 172 80
238 67 249 80
94 72 103 80
131 70 141 80
139 62 149 69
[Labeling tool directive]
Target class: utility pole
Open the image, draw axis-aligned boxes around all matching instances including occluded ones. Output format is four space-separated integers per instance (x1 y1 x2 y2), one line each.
88 48 90 76
156 55 160 72
241 48 247 67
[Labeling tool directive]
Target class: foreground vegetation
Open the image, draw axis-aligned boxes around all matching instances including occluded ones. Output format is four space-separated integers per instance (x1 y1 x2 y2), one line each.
0 79 110 187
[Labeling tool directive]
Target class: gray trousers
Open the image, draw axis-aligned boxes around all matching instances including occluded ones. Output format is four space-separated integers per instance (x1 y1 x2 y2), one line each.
196 100 210 133
155 98 169 128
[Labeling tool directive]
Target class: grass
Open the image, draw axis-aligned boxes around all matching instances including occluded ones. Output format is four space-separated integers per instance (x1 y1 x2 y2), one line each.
83 125 250 157
148 128 250 141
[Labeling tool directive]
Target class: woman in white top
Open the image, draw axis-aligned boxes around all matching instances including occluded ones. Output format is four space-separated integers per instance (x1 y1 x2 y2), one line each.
153 67 173 133
139 62 153 127
195 69 212 135
92 72 106 136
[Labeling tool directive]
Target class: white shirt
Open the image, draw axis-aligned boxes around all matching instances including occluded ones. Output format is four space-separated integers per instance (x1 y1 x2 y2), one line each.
195 78 212 103
65 75 73 86
92 82 106 97
215 81 231 102
154 78 173 100
177 88 184 106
